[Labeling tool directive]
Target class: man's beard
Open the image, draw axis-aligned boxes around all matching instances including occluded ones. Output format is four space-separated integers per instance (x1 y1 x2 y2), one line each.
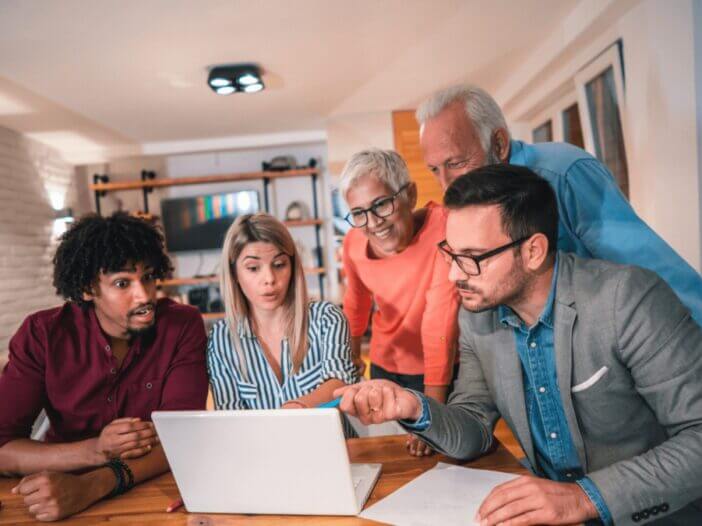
127 324 156 338
126 302 157 338
456 257 529 313
127 324 156 340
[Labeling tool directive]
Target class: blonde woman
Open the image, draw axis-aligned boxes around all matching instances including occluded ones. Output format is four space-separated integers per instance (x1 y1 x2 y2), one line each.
207 213 357 410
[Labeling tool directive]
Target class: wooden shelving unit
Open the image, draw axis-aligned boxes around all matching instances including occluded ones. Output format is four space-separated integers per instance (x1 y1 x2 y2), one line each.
158 276 218 287
202 312 226 321
89 168 318 193
283 218 323 228
91 165 328 300
158 267 326 288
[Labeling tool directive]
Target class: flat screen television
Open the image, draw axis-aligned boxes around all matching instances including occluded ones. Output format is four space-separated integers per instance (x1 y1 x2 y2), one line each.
160 190 259 252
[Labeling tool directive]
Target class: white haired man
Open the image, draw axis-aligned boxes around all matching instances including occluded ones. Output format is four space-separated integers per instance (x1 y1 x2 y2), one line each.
417 84 702 325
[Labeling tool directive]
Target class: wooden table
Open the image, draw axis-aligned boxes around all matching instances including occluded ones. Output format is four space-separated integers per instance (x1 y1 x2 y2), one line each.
0 435 527 525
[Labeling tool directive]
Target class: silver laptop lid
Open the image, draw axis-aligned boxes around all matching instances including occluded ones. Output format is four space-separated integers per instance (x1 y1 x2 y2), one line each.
152 409 361 515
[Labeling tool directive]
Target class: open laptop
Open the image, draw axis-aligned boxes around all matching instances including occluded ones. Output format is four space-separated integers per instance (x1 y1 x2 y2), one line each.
152 409 381 515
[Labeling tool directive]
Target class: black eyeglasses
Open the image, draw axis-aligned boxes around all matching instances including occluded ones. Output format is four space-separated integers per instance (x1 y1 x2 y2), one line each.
437 237 529 276
344 184 410 228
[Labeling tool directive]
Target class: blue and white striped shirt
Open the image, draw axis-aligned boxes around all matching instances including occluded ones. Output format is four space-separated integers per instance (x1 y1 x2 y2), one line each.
207 301 358 410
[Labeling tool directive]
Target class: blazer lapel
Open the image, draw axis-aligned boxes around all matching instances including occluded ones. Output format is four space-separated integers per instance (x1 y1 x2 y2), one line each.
554 255 588 471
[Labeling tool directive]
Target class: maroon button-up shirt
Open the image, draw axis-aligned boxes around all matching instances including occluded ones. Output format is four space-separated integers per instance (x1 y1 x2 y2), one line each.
0 298 208 447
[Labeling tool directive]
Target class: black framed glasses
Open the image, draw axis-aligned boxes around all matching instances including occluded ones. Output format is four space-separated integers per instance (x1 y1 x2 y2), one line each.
344 183 410 228
437 236 529 276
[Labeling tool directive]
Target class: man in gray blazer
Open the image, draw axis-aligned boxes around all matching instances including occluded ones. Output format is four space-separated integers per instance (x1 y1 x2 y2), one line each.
335 164 702 525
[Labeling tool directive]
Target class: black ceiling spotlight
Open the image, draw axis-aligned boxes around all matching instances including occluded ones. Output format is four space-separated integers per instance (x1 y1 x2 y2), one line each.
207 63 264 95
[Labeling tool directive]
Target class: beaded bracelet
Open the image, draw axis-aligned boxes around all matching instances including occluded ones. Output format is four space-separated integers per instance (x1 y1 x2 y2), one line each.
114 458 135 491
104 459 125 498
104 458 135 498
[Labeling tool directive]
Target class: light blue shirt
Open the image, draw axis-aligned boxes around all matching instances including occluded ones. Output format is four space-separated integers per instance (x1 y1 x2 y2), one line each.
510 139 702 325
206 301 358 410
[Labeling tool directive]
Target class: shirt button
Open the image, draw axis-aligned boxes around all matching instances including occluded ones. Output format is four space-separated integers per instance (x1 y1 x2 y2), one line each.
565 472 573 478
105 345 111 352
110 368 117 375
550 432 558 439
439 336 446 342
539 387 546 393
146 382 153 389
107 396 112 402
530 342 537 349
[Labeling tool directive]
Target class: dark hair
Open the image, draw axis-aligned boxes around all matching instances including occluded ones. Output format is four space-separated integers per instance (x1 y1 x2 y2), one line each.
52 212 173 305
444 164 559 254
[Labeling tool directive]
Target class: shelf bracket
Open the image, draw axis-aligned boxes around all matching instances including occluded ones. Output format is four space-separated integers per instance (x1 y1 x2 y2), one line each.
140 170 156 213
310 171 325 300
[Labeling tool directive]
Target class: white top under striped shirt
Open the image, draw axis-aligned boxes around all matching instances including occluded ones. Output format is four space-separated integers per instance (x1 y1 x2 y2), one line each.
207 301 358 410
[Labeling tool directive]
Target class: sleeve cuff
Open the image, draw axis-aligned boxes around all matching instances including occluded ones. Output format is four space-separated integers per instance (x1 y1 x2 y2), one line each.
577 477 613 526
399 390 431 431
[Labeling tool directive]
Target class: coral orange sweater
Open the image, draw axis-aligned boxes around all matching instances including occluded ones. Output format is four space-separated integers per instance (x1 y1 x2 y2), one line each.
342 203 459 385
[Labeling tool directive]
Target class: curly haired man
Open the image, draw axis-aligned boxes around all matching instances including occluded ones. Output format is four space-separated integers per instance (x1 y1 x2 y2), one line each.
0 212 208 521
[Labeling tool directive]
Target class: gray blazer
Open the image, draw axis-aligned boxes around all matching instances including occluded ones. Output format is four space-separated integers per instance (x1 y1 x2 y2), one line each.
415 253 702 525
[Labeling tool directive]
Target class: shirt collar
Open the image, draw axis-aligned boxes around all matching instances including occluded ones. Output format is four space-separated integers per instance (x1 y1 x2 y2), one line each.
508 139 524 164
499 254 559 330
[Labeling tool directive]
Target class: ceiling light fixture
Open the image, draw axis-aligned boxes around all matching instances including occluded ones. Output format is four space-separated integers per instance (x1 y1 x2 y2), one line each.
216 86 236 95
207 64 264 95
209 77 232 88
243 83 264 93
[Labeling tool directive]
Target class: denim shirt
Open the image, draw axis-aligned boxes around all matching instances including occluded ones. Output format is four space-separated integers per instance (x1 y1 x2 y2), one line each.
497 256 612 525
510 139 702 326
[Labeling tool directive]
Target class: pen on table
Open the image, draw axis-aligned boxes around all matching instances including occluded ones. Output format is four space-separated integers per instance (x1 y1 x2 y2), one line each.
317 397 341 409
166 498 183 513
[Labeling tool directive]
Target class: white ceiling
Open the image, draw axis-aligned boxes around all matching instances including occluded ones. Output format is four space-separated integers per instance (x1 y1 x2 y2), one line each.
0 0 578 164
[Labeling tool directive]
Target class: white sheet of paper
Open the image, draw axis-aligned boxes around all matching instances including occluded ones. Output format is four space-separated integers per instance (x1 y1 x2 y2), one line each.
359 462 518 526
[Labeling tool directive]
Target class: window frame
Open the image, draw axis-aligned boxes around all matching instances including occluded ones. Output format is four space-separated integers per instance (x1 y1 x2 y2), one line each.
573 42 630 160
529 91 581 144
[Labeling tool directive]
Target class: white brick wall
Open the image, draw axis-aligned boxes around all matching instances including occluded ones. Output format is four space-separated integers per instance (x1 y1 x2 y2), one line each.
0 126 76 367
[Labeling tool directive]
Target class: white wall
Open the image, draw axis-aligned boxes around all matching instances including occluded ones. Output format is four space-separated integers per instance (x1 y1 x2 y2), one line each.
326 111 394 177
0 126 77 365
500 0 702 271
694 0 702 266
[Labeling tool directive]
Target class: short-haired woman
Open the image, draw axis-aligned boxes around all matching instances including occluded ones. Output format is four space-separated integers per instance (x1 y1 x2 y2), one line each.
340 149 459 455
207 213 357 413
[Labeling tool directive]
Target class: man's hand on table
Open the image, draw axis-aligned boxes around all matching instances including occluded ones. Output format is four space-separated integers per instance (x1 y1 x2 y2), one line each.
406 434 433 457
475 475 598 525
11 469 113 522
92 417 159 462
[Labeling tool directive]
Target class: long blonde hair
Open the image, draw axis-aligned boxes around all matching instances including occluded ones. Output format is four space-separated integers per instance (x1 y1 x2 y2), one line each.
220 213 309 379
